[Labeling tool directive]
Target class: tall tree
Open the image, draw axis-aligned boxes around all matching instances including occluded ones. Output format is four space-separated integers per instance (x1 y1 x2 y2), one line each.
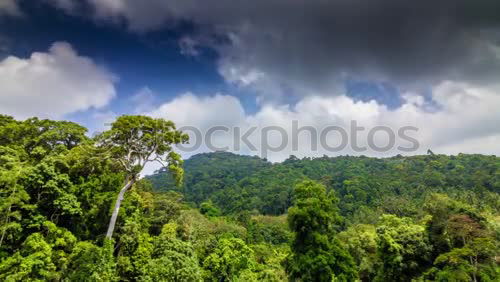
286 180 357 281
0 147 29 250
97 115 188 239
203 237 254 281
375 215 432 281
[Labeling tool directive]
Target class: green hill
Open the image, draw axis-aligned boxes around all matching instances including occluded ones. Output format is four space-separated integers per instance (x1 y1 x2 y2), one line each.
147 152 500 220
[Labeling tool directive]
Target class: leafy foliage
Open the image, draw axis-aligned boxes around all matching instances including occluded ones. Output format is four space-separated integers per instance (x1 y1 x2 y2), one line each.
286 180 357 281
0 114 499 281
375 215 432 281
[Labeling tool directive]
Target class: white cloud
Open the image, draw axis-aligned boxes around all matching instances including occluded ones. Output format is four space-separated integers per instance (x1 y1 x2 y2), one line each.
144 80 500 171
434 134 500 156
130 87 156 113
140 93 245 175
0 42 117 119
149 93 246 129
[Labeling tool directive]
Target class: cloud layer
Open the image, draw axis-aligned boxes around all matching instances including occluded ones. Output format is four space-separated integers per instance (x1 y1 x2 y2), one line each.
0 42 116 119
2 1 499 168
77 0 500 164
147 81 500 164
39 0 500 101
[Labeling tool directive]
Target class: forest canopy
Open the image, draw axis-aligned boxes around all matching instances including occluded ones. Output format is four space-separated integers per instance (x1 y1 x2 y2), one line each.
0 114 499 281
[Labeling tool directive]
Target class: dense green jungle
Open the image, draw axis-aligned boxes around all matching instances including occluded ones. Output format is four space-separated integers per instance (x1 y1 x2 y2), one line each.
0 114 498 281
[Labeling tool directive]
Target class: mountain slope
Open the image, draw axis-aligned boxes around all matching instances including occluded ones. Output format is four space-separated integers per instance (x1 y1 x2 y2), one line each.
147 152 500 218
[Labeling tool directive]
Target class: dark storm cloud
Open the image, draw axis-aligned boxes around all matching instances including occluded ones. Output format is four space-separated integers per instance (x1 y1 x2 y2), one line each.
44 0 500 98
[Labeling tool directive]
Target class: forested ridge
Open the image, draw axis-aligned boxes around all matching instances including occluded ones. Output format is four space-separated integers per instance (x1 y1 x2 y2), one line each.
1 114 499 281
147 151 500 218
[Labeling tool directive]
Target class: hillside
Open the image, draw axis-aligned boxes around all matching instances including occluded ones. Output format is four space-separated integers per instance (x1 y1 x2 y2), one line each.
1 115 498 281
147 152 500 220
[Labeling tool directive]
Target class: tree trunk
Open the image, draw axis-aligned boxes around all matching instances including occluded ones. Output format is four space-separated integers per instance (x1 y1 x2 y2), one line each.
1 184 16 248
469 255 477 282
106 177 135 239
0 203 13 248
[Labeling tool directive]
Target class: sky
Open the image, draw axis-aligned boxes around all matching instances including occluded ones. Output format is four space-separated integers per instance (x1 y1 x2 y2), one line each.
1 0 500 174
